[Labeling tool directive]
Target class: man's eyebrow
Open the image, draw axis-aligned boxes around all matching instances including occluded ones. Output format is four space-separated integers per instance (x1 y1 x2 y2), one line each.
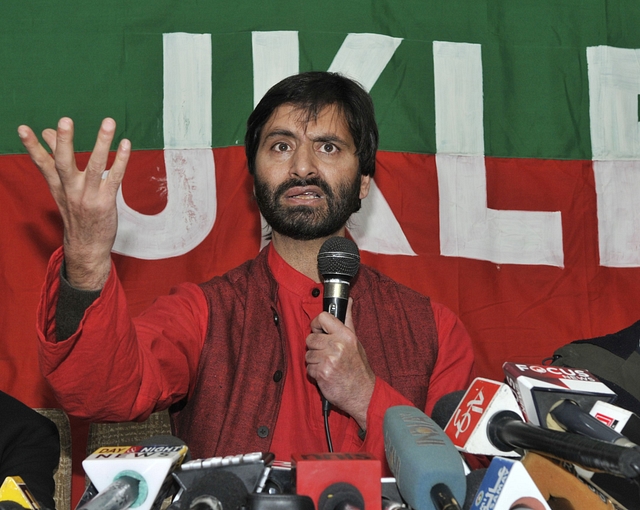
310 134 351 146
261 129 296 143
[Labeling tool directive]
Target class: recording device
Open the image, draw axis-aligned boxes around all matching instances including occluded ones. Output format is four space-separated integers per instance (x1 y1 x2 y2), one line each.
384 405 466 510
466 457 550 510
441 378 523 457
317 236 360 324
292 452 381 510
503 362 616 427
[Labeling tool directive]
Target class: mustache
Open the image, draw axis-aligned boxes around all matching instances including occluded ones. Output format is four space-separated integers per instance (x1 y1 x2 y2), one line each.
273 177 334 201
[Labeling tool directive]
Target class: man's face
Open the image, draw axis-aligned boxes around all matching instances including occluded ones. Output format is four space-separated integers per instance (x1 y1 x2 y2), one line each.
254 103 370 241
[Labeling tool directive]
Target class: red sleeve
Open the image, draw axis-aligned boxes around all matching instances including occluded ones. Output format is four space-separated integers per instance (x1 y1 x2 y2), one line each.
353 302 475 476
425 302 476 415
37 247 208 422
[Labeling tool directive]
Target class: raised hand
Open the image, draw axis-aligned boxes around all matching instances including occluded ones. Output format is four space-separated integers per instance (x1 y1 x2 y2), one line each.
306 298 376 430
18 117 130 290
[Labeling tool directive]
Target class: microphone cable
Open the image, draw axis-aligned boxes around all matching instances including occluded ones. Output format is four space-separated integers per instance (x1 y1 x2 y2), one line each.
323 397 334 452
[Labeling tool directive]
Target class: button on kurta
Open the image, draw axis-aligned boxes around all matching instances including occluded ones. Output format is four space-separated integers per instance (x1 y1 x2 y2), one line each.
312 288 320 297
257 426 269 438
273 312 279 325
273 370 283 382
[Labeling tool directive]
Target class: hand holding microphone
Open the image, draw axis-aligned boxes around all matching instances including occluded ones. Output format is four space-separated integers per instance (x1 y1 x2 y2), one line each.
306 237 375 430
306 299 375 426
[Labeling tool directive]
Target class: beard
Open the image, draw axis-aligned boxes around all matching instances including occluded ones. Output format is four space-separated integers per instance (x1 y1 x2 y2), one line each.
254 174 362 241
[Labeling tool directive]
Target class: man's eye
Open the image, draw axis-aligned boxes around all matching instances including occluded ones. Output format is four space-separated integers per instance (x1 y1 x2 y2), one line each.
320 143 337 153
273 142 290 152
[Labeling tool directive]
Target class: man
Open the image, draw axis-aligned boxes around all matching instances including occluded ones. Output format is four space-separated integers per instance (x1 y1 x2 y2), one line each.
0 391 60 510
19 72 474 474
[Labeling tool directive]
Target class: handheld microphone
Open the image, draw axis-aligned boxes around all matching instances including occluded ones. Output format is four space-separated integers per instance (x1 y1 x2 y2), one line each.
384 405 466 510
316 236 361 449
317 237 360 324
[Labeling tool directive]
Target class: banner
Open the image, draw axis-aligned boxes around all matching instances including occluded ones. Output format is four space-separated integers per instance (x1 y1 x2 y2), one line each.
2 2 640 499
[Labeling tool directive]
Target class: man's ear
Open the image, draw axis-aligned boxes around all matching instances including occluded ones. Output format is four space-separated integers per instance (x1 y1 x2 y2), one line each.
359 174 371 200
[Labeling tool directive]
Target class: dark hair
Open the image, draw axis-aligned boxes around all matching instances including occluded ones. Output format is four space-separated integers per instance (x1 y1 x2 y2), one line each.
244 71 379 177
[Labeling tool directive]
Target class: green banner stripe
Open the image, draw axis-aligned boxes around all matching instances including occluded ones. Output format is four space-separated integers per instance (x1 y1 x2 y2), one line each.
3 1 640 159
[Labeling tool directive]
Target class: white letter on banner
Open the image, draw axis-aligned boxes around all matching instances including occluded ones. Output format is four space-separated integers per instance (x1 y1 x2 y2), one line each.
252 31 299 107
434 41 564 267
252 31 414 255
113 33 216 260
588 45 640 267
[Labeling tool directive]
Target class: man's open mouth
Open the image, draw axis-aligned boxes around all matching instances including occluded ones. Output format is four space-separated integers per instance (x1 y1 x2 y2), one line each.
285 186 325 200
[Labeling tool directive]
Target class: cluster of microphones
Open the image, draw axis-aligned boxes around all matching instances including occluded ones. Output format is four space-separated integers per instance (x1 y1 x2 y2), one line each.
1 361 639 510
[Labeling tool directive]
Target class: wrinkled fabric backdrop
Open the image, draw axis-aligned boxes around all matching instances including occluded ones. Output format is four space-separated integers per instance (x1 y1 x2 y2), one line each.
2 0 640 503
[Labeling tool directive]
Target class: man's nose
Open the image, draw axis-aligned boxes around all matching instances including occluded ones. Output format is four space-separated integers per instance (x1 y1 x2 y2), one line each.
290 144 317 179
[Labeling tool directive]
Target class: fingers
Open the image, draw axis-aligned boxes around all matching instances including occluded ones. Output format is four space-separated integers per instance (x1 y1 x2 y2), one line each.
41 128 59 155
104 138 130 192
18 124 62 190
49 117 78 178
344 298 355 330
85 118 118 189
19 118 129 193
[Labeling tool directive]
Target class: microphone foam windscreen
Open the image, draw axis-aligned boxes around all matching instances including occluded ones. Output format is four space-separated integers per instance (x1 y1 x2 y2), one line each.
317 237 360 279
430 390 466 429
180 472 248 510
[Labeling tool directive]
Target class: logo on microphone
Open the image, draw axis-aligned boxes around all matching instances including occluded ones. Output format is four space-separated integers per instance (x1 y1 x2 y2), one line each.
445 379 501 446
594 412 618 428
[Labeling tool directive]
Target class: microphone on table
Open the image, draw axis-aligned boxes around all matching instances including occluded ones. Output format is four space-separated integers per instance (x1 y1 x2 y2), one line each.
591 400 640 445
316 236 361 451
464 457 551 510
0 477 40 510
546 399 638 447
547 400 640 509
433 387 634 509
440 379 640 478
80 436 189 510
441 378 523 457
384 405 466 510
168 472 248 510
502 362 616 427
